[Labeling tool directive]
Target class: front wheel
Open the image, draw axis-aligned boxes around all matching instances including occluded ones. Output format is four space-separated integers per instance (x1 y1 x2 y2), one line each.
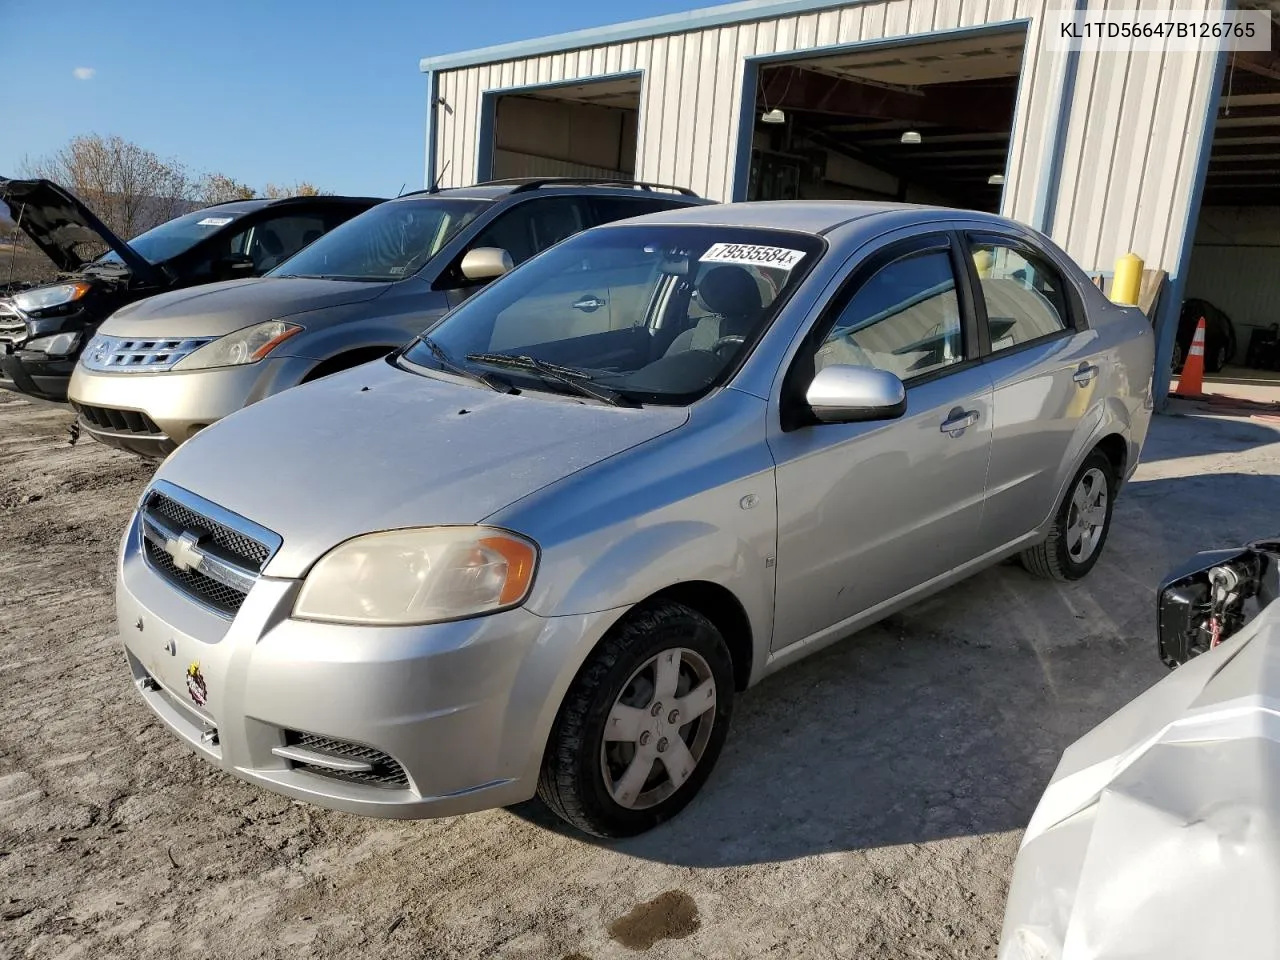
1020 450 1116 581
537 601 735 838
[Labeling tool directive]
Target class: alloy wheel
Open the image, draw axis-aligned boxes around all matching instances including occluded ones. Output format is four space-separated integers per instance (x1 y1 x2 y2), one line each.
600 647 717 810
1065 467 1108 564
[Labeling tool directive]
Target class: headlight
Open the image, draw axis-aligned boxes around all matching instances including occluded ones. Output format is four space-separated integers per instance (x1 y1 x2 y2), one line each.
25 332 81 356
12 281 91 313
293 526 539 626
171 320 302 371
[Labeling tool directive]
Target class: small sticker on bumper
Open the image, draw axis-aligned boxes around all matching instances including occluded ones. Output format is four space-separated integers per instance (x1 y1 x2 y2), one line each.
186 661 208 706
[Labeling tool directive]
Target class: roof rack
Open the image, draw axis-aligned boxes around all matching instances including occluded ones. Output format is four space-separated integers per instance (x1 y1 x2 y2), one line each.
478 177 700 197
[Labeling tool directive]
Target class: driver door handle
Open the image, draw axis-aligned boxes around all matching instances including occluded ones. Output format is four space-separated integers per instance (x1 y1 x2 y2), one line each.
1073 362 1100 386
573 296 606 312
940 407 980 437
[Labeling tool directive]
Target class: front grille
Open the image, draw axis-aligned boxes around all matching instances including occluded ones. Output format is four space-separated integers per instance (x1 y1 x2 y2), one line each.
143 536 248 615
0 302 25 344
149 492 270 570
137 483 280 618
74 402 163 436
283 731 410 788
80 333 215 373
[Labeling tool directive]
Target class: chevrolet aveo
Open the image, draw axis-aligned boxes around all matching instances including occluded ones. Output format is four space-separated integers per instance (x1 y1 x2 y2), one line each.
117 202 1154 837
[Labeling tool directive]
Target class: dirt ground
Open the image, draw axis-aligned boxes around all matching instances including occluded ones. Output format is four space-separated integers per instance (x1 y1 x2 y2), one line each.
2 390 1279 960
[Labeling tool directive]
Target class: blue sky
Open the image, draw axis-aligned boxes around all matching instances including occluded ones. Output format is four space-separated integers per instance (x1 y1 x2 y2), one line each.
3 0 733 198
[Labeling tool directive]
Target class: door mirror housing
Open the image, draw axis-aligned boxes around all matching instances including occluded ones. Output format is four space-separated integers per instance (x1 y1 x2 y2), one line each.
806 364 907 424
460 247 514 282
219 254 256 278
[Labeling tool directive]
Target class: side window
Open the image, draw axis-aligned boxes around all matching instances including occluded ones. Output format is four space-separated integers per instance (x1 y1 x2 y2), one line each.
814 248 964 381
969 238 1069 352
471 197 588 266
247 214 329 272
590 196 684 226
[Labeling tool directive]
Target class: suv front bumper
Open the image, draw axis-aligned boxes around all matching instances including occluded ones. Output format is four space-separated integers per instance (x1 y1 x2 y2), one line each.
0 346 74 401
115 510 622 819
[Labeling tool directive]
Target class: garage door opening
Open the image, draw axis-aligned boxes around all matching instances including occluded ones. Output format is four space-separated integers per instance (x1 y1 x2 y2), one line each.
1182 31 1280 377
743 30 1027 211
487 76 640 182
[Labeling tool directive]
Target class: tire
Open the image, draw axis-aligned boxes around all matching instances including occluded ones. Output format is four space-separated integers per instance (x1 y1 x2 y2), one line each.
1209 344 1228 373
1019 449 1117 582
537 601 735 838
1171 340 1185 373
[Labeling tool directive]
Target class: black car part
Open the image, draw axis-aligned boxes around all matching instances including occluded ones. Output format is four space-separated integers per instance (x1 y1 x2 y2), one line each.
1157 538 1280 667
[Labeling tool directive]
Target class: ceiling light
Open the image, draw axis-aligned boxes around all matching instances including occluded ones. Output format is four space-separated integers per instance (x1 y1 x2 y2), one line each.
988 173 1006 185
761 108 786 124
900 130 922 144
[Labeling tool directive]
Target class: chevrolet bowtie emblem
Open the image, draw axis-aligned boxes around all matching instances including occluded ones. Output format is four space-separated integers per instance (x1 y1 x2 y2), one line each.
165 530 205 572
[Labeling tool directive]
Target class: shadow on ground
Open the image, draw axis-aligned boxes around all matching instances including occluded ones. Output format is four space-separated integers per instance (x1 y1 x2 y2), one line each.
510 472 1280 867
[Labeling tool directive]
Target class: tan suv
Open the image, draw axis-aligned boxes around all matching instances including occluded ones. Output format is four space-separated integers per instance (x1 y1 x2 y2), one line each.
68 178 709 458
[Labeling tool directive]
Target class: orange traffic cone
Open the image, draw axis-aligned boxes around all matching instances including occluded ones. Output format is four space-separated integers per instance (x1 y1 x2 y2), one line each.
1174 316 1207 398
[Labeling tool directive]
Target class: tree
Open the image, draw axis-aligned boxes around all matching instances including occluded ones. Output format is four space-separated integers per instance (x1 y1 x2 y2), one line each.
263 181 328 198
199 173 256 205
20 134 195 241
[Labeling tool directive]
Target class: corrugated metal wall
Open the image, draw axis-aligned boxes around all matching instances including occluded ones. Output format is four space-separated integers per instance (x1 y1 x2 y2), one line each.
430 0 1220 275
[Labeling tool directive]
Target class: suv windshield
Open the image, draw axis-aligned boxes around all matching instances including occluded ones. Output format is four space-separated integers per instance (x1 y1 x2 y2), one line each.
270 197 488 282
399 224 824 405
97 208 250 265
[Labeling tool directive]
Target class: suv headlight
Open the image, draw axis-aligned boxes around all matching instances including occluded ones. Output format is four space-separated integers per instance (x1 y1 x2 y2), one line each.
171 320 302 371
12 281 91 314
293 526 539 626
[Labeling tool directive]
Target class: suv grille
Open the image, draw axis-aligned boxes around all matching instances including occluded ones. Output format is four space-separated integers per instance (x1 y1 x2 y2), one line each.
80 333 215 372
138 483 280 618
0 301 25 345
74 402 163 436
283 731 410 788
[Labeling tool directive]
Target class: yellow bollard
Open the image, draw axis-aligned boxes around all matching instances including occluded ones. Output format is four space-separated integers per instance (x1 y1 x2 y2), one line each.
973 249 994 278
1111 252 1144 306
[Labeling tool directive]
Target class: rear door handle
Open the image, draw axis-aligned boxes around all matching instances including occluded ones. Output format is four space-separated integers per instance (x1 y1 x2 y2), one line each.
573 296 606 312
940 407 980 436
1073 362 1100 386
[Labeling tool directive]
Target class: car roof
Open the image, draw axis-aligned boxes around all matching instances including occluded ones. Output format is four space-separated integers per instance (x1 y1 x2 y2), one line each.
202 195 385 213
606 200 1019 235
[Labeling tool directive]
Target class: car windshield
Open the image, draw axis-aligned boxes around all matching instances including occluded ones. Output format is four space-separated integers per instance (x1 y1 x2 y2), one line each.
398 224 824 405
269 197 488 282
96 208 250 265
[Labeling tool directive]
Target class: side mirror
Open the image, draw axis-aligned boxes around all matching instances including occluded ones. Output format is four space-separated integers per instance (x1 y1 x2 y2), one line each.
220 254 256 278
805 364 906 424
460 246 513 282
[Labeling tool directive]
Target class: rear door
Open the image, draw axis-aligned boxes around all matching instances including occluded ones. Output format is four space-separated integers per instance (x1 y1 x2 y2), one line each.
963 231 1105 554
768 231 995 651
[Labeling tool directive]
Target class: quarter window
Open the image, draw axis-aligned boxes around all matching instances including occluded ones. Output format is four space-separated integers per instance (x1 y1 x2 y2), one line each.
815 248 964 382
969 240 1069 352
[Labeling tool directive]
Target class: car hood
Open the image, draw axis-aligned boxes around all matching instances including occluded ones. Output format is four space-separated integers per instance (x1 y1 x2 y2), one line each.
0 176 157 279
98 276 391 338
153 359 689 578
999 603 1280 960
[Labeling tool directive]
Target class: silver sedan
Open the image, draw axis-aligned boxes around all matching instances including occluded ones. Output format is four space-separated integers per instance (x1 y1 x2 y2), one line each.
115 201 1155 837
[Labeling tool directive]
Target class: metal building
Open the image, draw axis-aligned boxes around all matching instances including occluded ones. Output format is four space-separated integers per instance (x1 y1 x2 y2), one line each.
420 0 1280 402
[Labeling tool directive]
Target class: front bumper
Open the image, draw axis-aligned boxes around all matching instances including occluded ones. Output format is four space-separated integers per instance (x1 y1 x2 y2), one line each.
0 347 74 401
69 356 312 457
116 510 622 818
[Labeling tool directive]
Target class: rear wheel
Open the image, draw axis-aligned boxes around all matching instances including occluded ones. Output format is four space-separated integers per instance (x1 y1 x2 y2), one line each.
1020 450 1116 582
537 601 734 838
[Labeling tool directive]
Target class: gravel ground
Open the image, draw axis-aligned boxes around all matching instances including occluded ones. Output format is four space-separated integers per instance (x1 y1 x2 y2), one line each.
2 390 1278 960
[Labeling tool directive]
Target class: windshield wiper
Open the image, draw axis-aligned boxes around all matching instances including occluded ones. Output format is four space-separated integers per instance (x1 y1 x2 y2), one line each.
465 353 638 407
415 337 516 393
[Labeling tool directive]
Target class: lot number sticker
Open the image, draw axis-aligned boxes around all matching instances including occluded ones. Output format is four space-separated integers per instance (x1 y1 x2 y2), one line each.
197 216 235 227
700 242 806 270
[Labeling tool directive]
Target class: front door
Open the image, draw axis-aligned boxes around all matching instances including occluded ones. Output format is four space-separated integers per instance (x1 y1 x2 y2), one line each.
768 233 994 651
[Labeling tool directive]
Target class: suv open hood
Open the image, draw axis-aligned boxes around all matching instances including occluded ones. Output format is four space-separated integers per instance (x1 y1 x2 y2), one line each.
0 177 158 280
